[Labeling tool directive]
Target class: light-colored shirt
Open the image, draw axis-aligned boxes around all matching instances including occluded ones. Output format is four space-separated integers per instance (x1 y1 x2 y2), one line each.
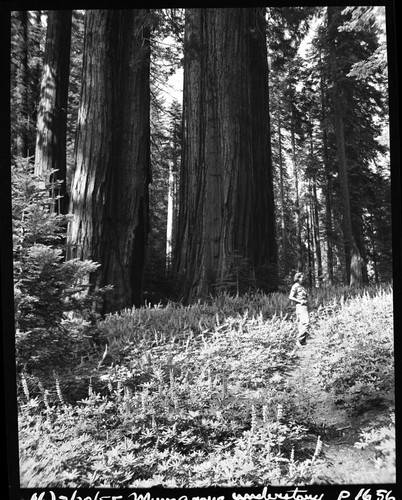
289 282 308 305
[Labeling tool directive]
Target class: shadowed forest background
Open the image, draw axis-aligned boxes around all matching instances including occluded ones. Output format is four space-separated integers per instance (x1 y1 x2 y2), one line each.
10 6 395 488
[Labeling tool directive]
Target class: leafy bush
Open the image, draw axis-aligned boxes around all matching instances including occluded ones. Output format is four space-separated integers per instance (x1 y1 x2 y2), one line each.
15 246 101 372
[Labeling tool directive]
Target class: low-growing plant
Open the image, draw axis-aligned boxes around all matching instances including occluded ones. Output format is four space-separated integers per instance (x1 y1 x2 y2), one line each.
18 388 322 487
313 289 394 416
354 413 395 480
17 263 394 488
18 298 323 487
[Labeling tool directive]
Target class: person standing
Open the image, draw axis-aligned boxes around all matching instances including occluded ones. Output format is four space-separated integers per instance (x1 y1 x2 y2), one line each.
289 272 310 346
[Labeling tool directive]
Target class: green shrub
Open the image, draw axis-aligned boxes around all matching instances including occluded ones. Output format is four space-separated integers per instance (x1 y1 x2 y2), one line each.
12 158 108 378
15 245 101 370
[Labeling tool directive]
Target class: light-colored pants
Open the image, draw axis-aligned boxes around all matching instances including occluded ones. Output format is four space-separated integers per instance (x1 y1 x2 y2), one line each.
296 304 310 341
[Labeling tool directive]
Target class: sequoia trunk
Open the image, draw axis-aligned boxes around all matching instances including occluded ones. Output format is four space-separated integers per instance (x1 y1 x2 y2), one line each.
34 10 72 214
277 115 290 278
290 102 303 272
67 10 151 313
176 8 277 302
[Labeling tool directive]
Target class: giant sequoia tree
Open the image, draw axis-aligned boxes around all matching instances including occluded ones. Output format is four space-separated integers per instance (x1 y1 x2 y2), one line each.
34 10 72 214
67 10 151 313
175 8 278 302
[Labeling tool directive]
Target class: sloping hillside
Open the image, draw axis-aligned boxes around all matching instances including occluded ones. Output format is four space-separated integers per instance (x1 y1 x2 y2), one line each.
18 285 395 487
287 288 395 484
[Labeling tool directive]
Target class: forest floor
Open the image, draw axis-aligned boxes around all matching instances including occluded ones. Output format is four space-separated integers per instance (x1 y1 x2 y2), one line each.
18 285 396 488
287 323 395 485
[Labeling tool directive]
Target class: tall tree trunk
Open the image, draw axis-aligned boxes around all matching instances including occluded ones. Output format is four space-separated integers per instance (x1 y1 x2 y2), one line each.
306 203 314 287
312 177 322 285
30 11 44 148
328 6 363 286
329 47 352 284
15 11 29 158
166 103 181 273
34 10 72 214
319 50 334 284
290 102 303 271
308 115 323 285
166 159 174 272
67 9 151 313
369 214 379 283
277 114 289 278
176 8 277 302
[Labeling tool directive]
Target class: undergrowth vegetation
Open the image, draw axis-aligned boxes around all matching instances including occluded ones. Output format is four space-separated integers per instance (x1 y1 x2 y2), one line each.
313 287 394 416
17 283 395 487
355 412 395 476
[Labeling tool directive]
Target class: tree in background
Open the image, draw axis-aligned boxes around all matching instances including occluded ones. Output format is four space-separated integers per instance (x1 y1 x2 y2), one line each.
165 100 182 274
34 10 72 214
145 96 182 303
327 6 358 285
11 10 45 158
66 10 85 191
143 9 184 303
12 11 30 158
176 8 277 302
268 6 390 287
67 9 151 313
325 6 387 286
267 7 317 284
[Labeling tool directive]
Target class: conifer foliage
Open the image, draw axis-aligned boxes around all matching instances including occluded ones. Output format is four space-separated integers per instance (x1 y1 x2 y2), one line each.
12 158 105 374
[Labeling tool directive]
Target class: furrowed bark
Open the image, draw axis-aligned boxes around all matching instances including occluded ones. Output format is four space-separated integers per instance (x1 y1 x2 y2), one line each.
176 8 277 302
68 10 151 313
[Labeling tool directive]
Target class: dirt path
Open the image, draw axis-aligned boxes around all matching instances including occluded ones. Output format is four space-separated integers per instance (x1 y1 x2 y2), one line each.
287 328 394 485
